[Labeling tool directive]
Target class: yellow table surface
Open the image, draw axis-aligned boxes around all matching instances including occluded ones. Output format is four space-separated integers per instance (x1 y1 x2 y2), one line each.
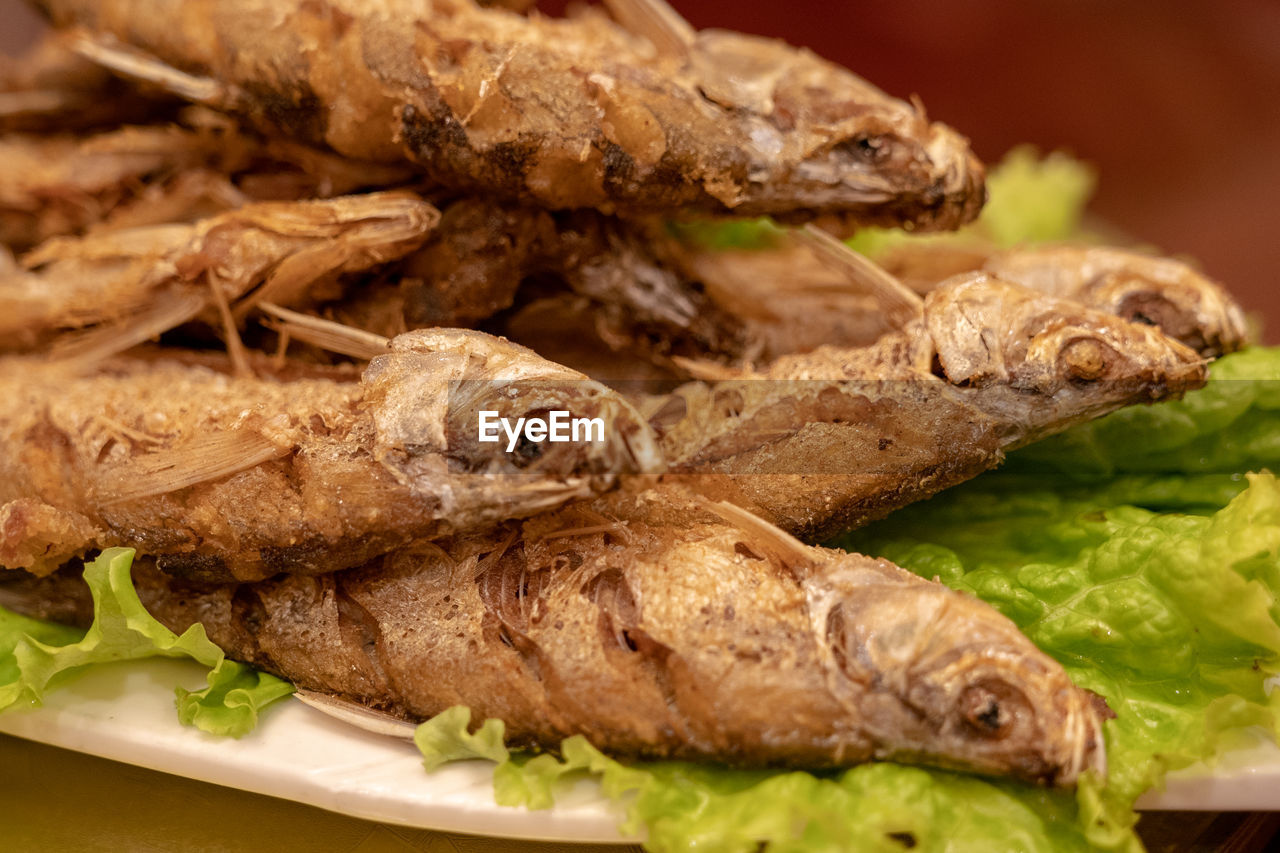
0 733 643 851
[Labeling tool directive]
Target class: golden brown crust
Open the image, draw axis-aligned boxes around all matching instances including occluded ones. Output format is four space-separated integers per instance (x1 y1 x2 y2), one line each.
35 0 985 225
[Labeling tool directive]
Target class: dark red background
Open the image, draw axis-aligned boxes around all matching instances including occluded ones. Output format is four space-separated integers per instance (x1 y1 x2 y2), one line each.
5 0 1279 337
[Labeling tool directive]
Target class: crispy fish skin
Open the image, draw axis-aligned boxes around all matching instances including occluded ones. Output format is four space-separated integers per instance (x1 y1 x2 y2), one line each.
1 191 439 358
0 485 1107 786
879 243 1249 358
35 0 984 226
0 330 662 580
0 118 420 250
654 273 1208 540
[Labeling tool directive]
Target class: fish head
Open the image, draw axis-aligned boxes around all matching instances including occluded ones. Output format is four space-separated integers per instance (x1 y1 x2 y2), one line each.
811 554 1109 786
926 273 1207 441
362 329 664 501
689 30 985 230
986 246 1248 359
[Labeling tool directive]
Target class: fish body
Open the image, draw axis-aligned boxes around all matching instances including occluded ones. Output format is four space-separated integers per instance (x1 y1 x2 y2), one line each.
0 484 1108 786
0 330 661 579
34 0 984 226
654 272 1208 539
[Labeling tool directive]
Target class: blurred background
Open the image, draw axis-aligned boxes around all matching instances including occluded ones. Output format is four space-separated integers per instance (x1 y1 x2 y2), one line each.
4 0 1279 337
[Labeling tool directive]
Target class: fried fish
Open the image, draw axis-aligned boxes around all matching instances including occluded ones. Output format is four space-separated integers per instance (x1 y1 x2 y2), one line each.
0 330 662 579
0 486 1109 786
34 0 984 226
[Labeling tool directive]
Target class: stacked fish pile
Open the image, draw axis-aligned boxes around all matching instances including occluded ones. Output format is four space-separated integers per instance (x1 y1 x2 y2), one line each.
0 0 1249 791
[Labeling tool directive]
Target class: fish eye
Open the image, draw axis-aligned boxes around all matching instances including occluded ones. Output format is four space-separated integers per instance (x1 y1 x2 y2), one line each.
1059 337 1113 382
835 134 890 164
959 682 1027 739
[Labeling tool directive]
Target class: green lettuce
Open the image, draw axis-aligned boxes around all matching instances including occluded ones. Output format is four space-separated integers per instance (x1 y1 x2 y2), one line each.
0 547 293 737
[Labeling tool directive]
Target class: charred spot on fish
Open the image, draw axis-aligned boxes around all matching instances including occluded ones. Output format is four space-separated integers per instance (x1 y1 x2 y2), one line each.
489 140 538 182
155 551 233 583
400 100 469 158
601 141 636 187
878 437 894 451
230 584 269 638
1085 688 1117 721
887 832 918 849
243 80 326 143
260 539 333 574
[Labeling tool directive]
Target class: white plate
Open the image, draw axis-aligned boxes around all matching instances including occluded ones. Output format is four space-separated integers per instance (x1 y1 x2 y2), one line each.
0 656 1275 844
0 657 635 844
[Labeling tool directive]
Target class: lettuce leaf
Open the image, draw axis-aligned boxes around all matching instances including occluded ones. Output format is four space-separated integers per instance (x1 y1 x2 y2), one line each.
416 713 1096 853
0 547 293 737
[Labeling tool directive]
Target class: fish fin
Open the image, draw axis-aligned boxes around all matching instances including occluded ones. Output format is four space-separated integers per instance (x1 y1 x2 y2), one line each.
47 288 207 367
602 0 696 56
794 225 924 327
232 244 349 320
206 273 252 378
670 355 747 381
293 690 418 740
95 429 290 505
68 29 231 106
258 302 391 361
705 500 817 575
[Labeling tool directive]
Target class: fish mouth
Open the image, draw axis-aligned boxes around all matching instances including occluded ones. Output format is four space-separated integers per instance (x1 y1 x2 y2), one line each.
760 115 986 230
1060 688 1110 786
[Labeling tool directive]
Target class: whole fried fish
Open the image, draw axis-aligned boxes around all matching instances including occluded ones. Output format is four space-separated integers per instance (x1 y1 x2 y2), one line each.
0 486 1108 786
1 191 439 365
654 270 1208 539
34 0 984 226
0 330 662 580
